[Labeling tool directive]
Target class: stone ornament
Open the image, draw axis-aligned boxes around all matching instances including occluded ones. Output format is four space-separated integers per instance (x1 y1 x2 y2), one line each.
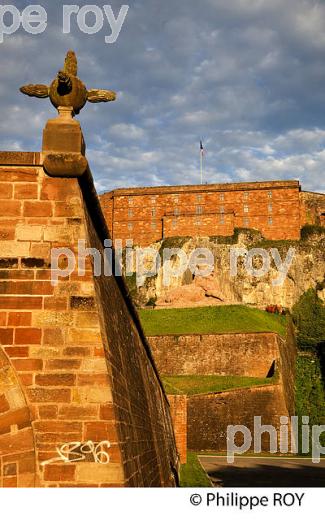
20 50 116 115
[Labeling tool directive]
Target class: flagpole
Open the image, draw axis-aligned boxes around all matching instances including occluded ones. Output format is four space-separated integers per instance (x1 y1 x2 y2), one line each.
200 140 204 184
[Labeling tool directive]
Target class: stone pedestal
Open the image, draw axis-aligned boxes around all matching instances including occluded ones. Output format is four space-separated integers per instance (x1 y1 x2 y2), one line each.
42 106 88 177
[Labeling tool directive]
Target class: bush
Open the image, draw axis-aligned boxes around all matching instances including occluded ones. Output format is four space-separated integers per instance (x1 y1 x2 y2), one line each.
295 354 325 453
124 273 147 307
210 227 262 245
301 224 325 240
158 236 191 257
292 289 325 349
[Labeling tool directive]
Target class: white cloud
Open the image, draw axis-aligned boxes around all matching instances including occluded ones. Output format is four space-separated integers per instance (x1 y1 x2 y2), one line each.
110 123 145 140
0 0 324 196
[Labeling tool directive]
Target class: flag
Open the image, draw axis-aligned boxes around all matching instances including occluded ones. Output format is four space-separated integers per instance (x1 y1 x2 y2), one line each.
200 140 204 155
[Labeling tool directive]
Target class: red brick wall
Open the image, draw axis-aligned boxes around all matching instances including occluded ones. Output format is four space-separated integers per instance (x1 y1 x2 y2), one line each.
150 325 296 454
149 333 279 378
167 395 187 464
100 180 304 245
187 384 289 452
186 325 296 452
163 212 234 239
0 152 178 487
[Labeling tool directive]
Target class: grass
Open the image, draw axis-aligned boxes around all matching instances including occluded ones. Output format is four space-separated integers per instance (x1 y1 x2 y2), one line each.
139 304 287 337
197 451 315 458
180 452 212 487
162 375 274 395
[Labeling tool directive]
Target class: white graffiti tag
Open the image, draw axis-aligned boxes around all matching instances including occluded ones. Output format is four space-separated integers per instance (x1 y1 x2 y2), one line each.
41 440 111 466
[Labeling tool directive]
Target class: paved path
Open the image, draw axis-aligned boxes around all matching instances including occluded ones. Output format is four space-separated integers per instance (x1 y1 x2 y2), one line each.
199 456 325 487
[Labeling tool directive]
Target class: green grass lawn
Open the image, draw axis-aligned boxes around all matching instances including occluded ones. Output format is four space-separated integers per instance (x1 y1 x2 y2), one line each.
139 305 286 336
162 375 274 395
180 452 212 487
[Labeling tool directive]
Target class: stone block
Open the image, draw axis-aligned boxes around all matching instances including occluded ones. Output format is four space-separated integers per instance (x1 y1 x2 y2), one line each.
0 242 30 258
75 463 123 484
16 225 43 242
14 184 38 200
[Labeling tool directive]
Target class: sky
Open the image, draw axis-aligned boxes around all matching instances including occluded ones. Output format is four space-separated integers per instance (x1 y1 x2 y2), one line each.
1 0 325 194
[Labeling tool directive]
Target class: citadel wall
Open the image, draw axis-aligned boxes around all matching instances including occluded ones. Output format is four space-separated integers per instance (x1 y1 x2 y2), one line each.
0 151 178 487
99 180 321 246
148 325 297 454
149 332 280 378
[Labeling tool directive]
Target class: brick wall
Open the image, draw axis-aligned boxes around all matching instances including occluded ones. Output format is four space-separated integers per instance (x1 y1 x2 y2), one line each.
0 347 35 487
0 152 178 487
148 333 279 377
163 212 234 239
150 326 296 454
100 180 308 246
187 384 289 452
167 395 187 464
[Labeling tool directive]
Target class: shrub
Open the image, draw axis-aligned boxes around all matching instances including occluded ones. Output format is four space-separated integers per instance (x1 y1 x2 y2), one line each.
295 354 325 453
292 289 325 349
146 296 157 308
158 236 191 258
301 224 325 240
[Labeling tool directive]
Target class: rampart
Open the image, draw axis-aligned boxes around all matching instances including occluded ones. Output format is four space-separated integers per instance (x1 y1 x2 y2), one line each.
149 332 280 378
100 180 325 246
0 149 178 487
148 326 297 453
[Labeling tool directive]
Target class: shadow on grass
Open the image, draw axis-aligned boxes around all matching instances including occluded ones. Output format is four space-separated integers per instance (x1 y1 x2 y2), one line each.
204 461 325 487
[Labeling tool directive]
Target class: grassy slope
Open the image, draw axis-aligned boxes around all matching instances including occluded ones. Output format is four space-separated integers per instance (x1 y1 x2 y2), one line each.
140 304 285 486
180 452 212 487
139 305 286 336
162 375 273 396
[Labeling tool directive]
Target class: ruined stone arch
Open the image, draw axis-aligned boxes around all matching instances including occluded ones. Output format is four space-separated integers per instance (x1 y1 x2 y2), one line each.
0 347 37 487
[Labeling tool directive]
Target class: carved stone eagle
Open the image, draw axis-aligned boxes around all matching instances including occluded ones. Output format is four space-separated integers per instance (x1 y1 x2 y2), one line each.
20 50 116 115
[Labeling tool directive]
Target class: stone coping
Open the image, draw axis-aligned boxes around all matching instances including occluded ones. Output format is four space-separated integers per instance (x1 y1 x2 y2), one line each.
0 151 41 166
147 331 281 338
103 179 301 198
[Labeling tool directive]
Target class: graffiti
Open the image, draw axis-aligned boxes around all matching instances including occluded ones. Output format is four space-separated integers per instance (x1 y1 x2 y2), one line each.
41 440 111 466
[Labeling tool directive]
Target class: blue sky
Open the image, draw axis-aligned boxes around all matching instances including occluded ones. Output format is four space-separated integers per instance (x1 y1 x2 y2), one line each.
1 0 325 193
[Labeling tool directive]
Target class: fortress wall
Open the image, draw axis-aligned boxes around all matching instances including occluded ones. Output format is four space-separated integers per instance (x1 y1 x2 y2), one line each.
100 181 302 246
0 152 178 487
163 213 234 239
277 320 297 417
79 169 178 486
187 384 289 452
300 191 325 226
167 395 187 464
150 325 297 453
148 332 280 378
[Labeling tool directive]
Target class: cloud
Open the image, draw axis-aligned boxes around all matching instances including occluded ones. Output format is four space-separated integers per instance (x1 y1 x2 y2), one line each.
0 0 324 194
110 123 145 140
